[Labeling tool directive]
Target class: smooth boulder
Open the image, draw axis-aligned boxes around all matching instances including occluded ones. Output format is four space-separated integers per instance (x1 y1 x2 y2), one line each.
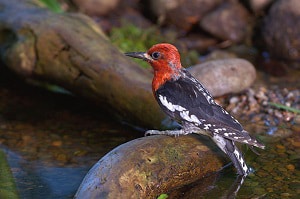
75 134 225 198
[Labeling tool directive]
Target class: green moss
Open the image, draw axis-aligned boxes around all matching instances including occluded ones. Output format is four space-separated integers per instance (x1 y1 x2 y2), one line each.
164 147 183 163
110 23 168 52
110 23 169 68
110 22 199 68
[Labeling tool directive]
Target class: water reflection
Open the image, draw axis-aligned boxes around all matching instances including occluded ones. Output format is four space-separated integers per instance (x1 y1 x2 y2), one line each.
165 165 248 198
4 148 89 199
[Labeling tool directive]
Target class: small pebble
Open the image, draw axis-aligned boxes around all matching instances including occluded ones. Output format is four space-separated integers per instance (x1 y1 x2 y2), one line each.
56 153 68 163
274 176 283 181
294 115 300 125
281 193 291 197
276 144 285 149
253 187 266 195
256 170 268 177
291 125 300 133
286 164 295 171
74 150 88 156
52 140 63 147
291 141 300 148
278 167 288 172
266 187 273 192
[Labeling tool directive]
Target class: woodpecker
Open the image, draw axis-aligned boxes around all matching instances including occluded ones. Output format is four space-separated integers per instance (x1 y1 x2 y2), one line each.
125 43 265 175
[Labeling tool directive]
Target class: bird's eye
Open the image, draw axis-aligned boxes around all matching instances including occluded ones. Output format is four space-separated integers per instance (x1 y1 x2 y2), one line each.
151 52 161 60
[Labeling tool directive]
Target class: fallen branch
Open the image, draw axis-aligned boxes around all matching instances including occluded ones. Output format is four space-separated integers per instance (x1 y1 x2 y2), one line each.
0 0 165 128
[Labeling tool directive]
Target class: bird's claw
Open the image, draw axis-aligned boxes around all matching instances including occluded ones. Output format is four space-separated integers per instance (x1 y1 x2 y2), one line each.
144 130 160 136
144 129 185 137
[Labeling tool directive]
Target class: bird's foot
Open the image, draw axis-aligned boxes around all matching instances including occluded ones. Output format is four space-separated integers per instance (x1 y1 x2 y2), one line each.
145 129 185 137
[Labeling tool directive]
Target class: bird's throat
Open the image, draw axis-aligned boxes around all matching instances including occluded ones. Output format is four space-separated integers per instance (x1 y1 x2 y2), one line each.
152 70 178 92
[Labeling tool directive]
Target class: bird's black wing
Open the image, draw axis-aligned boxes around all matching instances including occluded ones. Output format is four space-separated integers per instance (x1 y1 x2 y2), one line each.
155 74 214 122
155 69 264 148
155 69 242 130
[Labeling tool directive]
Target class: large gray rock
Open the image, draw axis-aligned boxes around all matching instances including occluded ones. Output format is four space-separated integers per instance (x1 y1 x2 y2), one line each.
189 58 256 96
200 2 250 43
262 0 300 62
73 0 120 16
148 0 223 31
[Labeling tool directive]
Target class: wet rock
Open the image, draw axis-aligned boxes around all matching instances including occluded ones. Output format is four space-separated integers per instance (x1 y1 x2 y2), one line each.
203 49 237 61
178 34 218 52
200 2 250 43
188 58 256 97
166 173 219 198
119 8 153 29
75 135 225 199
248 0 273 13
148 0 223 31
262 0 300 61
73 0 120 16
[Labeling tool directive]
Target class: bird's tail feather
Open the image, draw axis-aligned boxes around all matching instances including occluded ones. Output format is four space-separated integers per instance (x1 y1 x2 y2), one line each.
212 134 249 175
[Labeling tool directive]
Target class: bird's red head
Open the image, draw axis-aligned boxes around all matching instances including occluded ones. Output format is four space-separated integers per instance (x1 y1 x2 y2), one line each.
125 43 183 92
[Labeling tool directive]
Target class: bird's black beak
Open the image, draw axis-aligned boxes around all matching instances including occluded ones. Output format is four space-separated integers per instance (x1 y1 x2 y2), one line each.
124 52 152 62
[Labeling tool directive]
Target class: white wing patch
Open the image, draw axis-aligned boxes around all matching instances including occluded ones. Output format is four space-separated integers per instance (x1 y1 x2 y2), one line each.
158 95 201 124
203 124 212 130
213 128 227 133
158 95 184 112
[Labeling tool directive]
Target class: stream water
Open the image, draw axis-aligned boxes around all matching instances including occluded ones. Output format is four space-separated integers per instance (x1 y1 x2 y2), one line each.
0 69 142 198
0 69 299 198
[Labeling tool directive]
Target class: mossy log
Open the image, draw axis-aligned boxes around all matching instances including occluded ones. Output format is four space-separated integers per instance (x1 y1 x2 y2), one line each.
0 0 165 128
75 135 226 198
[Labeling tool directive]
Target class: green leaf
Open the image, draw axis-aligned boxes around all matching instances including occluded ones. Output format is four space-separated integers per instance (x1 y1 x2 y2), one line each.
0 150 19 199
39 0 63 13
157 193 168 199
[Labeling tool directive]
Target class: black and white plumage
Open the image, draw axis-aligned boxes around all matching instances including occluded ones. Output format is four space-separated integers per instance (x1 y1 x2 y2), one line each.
149 69 265 175
125 43 265 176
